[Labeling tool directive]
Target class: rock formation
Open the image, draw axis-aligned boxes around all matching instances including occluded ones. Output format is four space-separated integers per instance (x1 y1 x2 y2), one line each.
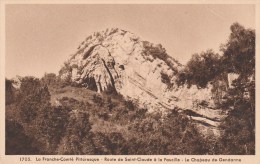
59 28 227 136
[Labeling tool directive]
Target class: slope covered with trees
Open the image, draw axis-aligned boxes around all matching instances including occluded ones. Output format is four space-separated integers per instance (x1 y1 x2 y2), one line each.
5 23 255 155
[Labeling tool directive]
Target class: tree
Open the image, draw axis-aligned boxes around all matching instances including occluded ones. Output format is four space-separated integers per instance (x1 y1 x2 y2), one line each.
41 73 58 86
176 50 221 88
219 22 255 155
19 76 42 99
221 22 255 77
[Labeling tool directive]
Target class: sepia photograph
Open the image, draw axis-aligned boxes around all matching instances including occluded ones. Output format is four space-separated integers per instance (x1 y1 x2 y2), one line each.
2 1 257 158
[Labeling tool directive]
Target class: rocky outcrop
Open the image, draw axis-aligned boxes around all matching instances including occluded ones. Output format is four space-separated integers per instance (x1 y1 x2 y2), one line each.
11 76 22 89
60 28 227 136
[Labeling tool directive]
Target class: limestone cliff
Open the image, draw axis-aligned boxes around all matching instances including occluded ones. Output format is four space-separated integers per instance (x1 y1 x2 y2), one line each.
59 28 226 136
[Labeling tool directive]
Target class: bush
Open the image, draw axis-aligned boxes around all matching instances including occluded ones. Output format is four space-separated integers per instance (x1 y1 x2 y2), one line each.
91 132 128 155
33 106 70 154
19 76 42 99
19 86 51 123
5 119 40 155
127 108 210 155
57 111 95 155
41 73 57 86
92 94 104 107
142 41 179 72
161 72 174 89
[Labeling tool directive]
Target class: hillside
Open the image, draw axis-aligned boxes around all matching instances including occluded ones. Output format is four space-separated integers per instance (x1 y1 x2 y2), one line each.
5 23 255 155
58 28 227 135
6 80 215 155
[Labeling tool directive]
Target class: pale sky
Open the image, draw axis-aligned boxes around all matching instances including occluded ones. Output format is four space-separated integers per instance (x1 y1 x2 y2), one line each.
5 4 255 78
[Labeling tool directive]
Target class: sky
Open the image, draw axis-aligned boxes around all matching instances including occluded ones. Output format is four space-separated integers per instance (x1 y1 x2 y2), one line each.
5 4 255 78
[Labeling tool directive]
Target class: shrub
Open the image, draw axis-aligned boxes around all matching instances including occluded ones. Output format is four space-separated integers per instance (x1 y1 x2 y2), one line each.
19 76 42 99
161 72 174 89
41 73 57 86
5 119 40 155
33 106 70 154
19 86 51 123
57 111 95 155
92 94 104 107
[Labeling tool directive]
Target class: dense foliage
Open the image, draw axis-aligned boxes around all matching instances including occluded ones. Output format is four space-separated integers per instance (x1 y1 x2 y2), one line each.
176 22 255 154
5 75 211 155
176 50 222 88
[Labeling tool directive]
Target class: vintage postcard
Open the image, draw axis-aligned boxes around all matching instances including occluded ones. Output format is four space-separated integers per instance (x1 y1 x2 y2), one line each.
0 0 259 163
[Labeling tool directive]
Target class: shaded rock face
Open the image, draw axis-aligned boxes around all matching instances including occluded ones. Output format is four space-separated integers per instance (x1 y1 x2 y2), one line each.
60 28 226 136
